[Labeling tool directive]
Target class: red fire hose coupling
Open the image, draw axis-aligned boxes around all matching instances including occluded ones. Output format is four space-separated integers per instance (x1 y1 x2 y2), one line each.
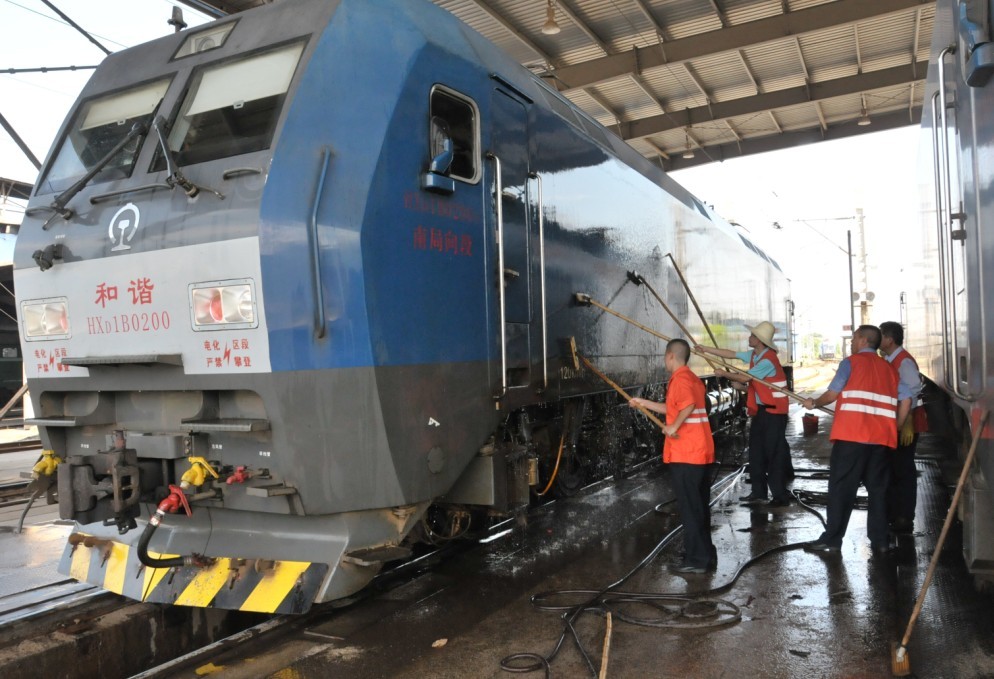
139 485 216 569
152 484 192 524
226 466 252 485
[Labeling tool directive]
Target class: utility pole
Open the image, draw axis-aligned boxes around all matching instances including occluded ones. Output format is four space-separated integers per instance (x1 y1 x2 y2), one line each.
856 208 873 325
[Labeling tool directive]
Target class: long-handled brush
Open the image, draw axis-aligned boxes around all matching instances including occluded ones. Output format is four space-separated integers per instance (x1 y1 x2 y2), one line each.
574 292 833 415
892 410 989 676
563 336 668 433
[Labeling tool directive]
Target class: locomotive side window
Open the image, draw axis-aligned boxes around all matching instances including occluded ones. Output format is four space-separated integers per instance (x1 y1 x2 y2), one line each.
38 78 171 194
153 41 305 170
429 87 479 183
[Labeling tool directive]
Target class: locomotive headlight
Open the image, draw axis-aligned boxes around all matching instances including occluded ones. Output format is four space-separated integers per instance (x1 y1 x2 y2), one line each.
22 298 70 340
189 280 258 331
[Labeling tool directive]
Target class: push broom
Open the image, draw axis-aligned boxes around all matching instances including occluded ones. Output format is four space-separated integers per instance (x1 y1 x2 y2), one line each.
892 410 989 676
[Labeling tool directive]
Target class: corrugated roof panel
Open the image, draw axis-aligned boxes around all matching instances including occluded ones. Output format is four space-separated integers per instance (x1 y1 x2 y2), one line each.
857 10 921 71
742 39 809 92
433 0 551 65
863 84 923 115
771 102 824 131
591 79 664 121
566 89 613 123
786 0 838 10
798 27 856 78
650 0 724 40
193 0 936 165
721 0 787 26
819 93 865 121
687 52 761 103
725 110 782 139
641 64 711 108
569 0 663 53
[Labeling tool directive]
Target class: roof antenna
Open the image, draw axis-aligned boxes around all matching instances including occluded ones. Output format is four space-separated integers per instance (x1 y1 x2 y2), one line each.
168 7 188 33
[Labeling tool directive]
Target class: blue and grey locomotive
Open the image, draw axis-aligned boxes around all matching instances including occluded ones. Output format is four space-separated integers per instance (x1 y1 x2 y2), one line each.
16 0 791 613
908 0 994 591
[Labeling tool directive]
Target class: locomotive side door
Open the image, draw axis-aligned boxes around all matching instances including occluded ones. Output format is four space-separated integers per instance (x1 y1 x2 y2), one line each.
488 87 533 398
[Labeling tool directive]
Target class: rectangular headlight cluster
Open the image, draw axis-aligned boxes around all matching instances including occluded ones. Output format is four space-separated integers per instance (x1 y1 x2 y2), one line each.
22 298 70 341
190 279 258 331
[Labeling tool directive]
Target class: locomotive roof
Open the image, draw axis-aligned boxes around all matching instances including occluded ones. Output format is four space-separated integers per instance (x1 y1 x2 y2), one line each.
180 0 934 173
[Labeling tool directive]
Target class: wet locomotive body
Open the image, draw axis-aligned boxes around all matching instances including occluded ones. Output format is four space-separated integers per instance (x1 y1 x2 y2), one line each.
910 0 994 589
17 0 790 612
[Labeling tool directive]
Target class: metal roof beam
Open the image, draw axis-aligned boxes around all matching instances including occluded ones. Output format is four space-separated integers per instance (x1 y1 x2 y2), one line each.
547 0 931 91
664 106 922 171
622 59 928 140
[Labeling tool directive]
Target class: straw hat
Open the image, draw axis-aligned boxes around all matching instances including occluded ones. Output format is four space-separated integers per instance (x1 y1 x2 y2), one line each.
746 321 778 350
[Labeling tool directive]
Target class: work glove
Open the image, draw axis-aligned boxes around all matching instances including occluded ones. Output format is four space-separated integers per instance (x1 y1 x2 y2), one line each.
899 416 915 447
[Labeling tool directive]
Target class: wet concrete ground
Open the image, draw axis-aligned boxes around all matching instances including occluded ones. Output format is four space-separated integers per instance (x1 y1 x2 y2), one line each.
172 408 994 677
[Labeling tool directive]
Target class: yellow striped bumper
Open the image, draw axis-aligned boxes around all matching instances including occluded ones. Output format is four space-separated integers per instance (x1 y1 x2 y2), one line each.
59 534 328 614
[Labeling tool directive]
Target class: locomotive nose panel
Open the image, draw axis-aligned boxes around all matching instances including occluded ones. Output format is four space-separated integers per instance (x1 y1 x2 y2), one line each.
17 237 270 377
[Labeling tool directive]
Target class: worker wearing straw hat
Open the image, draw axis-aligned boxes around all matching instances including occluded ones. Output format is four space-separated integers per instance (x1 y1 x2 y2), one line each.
696 320 791 508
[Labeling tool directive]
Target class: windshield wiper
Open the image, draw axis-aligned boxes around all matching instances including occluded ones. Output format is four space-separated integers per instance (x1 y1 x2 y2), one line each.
152 115 223 201
42 121 147 229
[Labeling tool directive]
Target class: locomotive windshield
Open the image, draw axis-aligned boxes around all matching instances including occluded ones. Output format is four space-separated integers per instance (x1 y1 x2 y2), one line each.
38 78 170 195
153 41 305 169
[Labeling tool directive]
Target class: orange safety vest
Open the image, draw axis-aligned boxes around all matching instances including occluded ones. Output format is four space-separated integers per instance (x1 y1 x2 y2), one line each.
830 352 899 447
746 349 789 416
663 365 715 464
891 347 928 433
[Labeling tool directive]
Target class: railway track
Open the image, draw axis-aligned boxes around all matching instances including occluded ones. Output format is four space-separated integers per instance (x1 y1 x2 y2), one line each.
0 480 30 506
131 464 744 678
0 438 40 455
0 447 739 678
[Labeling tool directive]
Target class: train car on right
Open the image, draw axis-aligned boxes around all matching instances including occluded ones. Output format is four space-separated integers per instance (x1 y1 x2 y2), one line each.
910 0 994 590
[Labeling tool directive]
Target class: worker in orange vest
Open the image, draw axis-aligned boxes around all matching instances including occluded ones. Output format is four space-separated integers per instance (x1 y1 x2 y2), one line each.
696 321 791 508
801 325 906 555
630 338 716 574
879 321 924 534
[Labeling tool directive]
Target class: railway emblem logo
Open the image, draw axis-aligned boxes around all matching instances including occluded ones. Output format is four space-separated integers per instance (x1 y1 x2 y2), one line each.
108 203 140 252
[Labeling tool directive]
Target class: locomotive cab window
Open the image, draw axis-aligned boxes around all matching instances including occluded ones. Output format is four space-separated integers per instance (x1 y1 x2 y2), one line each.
429 87 479 183
38 78 171 194
153 41 305 170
